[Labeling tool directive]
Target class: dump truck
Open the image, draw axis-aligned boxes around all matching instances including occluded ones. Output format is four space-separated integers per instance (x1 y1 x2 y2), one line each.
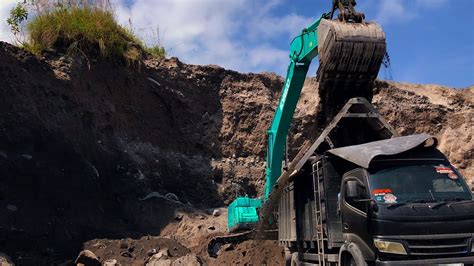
208 1 474 265
276 98 474 265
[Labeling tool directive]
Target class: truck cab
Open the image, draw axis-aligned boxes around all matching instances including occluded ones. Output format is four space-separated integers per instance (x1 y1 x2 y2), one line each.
340 152 474 265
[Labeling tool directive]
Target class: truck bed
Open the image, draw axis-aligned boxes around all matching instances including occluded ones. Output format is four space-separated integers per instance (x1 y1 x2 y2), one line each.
275 97 399 250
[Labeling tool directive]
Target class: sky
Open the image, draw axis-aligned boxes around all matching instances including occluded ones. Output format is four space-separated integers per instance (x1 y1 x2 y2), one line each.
0 0 473 87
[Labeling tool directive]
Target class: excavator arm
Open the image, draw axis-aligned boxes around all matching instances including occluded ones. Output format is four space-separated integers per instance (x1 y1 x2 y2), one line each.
225 16 325 233
264 14 326 199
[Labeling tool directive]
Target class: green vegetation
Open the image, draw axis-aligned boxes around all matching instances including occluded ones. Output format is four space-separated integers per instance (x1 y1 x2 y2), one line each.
5 1 165 65
6 2 28 37
145 45 166 59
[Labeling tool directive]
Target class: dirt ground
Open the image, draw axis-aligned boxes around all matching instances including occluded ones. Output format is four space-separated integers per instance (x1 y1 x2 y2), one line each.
0 41 472 265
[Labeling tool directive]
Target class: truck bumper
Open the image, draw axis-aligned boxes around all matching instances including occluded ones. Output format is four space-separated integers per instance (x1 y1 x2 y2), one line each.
376 256 474 265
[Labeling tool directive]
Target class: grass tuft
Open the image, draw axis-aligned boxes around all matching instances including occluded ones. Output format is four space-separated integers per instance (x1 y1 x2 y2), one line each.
26 7 165 64
145 45 166 59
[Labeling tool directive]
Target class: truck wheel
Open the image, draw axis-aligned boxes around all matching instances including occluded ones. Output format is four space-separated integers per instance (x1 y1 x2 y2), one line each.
348 257 356 266
341 243 367 266
342 255 359 266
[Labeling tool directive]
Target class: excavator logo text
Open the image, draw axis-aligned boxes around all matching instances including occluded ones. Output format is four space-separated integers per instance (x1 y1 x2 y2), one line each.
279 78 291 111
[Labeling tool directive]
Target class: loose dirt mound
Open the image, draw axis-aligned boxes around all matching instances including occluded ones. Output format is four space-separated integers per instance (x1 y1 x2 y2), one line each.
83 236 191 265
0 41 472 264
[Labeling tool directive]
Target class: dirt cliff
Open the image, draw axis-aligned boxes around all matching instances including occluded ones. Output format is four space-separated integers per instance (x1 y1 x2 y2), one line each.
0 41 472 264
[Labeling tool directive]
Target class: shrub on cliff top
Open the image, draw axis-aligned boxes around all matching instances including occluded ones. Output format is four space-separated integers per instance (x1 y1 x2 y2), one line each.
26 7 146 64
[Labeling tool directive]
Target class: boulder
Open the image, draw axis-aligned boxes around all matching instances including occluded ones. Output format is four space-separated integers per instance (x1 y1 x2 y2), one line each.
0 253 13 266
75 250 100 266
171 254 202 266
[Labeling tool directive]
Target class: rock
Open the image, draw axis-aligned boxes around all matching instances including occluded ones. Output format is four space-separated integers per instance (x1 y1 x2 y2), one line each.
171 254 202 266
212 209 221 216
0 253 13 266
6 204 18 212
75 250 100 266
216 243 234 256
149 253 162 261
224 244 235 251
157 248 170 258
147 248 158 256
147 259 172 266
146 251 172 266
103 259 118 266
146 247 170 265
120 251 133 258
174 213 183 221
165 193 179 201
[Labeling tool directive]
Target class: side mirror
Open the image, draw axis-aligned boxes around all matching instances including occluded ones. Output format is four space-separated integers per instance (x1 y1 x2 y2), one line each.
346 180 360 199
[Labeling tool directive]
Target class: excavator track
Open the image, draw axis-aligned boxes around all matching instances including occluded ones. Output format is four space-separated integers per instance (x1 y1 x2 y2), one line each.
207 229 278 258
207 230 254 258
316 19 386 122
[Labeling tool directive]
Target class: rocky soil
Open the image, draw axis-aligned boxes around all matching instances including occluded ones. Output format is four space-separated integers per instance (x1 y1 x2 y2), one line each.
0 41 472 265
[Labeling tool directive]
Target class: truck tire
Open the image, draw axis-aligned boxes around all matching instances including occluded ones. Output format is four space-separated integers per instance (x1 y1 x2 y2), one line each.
342 255 356 266
340 243 367 266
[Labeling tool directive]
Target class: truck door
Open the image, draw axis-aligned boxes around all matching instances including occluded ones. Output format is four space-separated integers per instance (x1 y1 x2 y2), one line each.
341 169 371 245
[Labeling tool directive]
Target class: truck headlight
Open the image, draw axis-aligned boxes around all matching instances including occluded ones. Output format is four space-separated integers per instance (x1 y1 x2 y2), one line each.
374 239 407 255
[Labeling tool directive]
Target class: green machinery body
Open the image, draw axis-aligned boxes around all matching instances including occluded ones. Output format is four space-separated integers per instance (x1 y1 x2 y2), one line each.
227 15 326 232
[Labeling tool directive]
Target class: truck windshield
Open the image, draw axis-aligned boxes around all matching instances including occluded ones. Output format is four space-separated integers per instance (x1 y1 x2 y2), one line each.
368 163 472 204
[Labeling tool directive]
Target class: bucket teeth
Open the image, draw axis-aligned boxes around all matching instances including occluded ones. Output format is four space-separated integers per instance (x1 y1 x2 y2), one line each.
316 19 386 122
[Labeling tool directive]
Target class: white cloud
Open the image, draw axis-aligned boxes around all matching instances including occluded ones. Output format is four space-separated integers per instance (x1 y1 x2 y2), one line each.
248 46 288 72
375 0 415 25
247 13 313 40
374 0 447 25
0 0 17 43
113 0 312 74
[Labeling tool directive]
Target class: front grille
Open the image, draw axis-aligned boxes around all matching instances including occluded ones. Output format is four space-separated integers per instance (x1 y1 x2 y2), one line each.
404 235 472 257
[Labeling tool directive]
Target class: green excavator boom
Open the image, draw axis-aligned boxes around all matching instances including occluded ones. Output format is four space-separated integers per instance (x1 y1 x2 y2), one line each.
227 15 325 232
226 0 386 233
264 14 326 200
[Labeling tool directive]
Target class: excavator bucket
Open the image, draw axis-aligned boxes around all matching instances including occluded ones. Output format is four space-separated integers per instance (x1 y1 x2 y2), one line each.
316 19 386 121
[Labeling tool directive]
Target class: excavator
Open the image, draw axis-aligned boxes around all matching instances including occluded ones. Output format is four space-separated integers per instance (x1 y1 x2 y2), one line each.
209 0 386 252
209 1 474 265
